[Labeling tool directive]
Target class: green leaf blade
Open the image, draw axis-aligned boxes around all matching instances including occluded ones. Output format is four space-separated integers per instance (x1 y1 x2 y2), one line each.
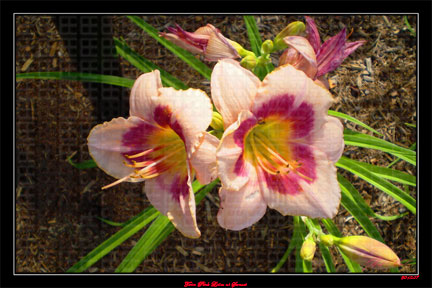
113 37 189 90
243 15 262 56
343 129 416 166
337 157 416 214
328 110 383 137
16 72 135 88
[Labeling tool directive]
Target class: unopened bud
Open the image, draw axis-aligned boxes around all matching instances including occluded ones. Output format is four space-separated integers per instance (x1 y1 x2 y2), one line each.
210 111 224 131
273 21 306 51
300 238 316 261
228 40 255 58
261 39 274 54
240 54 257 70
320 234 337 247
334 236 401 269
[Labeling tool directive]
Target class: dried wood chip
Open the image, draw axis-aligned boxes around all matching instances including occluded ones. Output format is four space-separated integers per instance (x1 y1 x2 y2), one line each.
21 58 33 72
175 245 189 256
191 260 213 272
49 42 57 57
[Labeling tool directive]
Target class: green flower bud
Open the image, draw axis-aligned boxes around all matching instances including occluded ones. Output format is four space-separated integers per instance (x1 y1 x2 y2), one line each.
261 39 274 54
300 238 317 261
334 236 401 269
240 54 257 70
228 40 255 58
320 234 337 247
210 111 224 131
273 21 306 51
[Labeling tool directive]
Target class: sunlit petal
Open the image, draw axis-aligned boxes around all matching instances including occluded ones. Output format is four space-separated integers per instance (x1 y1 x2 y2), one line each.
129 70 162 121
190 132 220 185
312 116 344 163
211 59 261 128
144 164 200 238
217 169 267 231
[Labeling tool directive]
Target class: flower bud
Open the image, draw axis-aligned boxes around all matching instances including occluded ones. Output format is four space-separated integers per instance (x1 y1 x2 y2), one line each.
300 238 317 261
228 40 255 58
240 54 257 70
261 39 274 54
334 236 401 269
210 111 224 131
320 234 336 247
273 21 306 51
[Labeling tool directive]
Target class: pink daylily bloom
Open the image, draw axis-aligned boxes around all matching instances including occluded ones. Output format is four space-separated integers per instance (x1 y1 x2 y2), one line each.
211 59 343 231
87 70 219 238
280 16 365 87
160 24 240 61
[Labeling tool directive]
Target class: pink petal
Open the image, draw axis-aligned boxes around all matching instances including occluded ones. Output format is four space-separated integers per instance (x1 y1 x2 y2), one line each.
129 70 162 121
216 110 256 191
254 64 333 138
314 75 330 90
144 164 200 238
316 28 346 77
259 147 340 218
157 87 213 157
87 116 158 181
305 16 321 54
203 25 240 61
211 59 261 128
217 169 267 231
312 116 344 163
343 40 366 59
282 36 318 78
190 132 220 185
160 32 205 54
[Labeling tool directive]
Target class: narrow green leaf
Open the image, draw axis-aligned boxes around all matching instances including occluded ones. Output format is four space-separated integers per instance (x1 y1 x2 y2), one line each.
338 173 408 221
67 206 160 273
337 157 416 214
96 216 126 227
115 179 219 272
16 72 135 88
319 242 336 273
343 129 416 166
127 16 212 80
387 142 416 168
113 37 189 90
115 214 174 273
66 152 97 169
328 110 383 137
340 189 384 241
243 15 262 56
346 159 416 187
271 221 301 273
404 122 416 128
321 219 363 273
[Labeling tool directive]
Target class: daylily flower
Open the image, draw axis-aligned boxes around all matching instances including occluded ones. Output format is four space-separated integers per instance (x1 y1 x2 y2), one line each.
87 70 219 238
212 59 344 231
333 236 402 269
279 16 366 89
160 23 240 61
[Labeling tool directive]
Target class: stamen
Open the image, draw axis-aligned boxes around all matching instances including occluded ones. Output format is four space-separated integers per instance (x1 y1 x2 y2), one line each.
125 146 163 159
249 134 279 175
253 133 290 167
102 174 131 190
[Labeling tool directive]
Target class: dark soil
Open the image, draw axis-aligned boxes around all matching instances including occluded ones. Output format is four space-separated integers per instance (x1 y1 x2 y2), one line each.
15 15 416 273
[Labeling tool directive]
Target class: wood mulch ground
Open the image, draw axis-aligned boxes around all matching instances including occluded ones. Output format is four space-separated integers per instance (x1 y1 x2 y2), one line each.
15 15 416 273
